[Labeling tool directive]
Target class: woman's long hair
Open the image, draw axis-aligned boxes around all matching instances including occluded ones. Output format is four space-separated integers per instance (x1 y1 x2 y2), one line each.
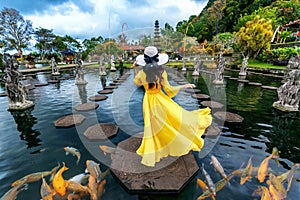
143 61 164 89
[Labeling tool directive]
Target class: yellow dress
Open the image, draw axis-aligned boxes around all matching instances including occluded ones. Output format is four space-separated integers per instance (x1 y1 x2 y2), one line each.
134 70 212 167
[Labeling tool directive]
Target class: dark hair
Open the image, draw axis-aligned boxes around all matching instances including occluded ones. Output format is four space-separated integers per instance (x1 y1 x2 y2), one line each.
143 61 164 89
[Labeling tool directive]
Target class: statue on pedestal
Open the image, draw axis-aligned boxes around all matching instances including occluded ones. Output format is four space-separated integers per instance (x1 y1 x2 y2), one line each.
213 53 225 84
99 56 107 76
75 59 87 85
273 56 300 112
192 56 200 76
51 57 60 75
3 55 34 110
182 58 187 71
239 55 248 76
110 55 116 71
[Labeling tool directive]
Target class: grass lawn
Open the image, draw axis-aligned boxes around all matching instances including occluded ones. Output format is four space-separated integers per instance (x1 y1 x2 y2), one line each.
248 59 286 70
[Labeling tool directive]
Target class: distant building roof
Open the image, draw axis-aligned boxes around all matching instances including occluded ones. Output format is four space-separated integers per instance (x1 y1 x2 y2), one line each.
60 49 76 55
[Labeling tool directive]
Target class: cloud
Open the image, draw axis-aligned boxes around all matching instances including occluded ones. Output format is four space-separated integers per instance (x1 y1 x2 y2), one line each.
1 0 207 40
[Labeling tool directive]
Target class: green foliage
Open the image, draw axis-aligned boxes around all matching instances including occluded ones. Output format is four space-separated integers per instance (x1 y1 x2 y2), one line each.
0 54 3 72
258 47 300 63
235 16 273 58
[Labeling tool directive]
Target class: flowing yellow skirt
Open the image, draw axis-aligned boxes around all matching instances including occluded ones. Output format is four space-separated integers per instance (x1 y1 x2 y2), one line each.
136 90 212 167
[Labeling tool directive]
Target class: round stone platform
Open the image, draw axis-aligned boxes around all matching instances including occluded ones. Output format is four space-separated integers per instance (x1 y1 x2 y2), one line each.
0 92 8 97
34 83 49 87
74 102 99 112
200 101 224 109
98 89 113 94
191 93 210 100
84 123 119 140
54 114 85 128
203 125 221 139
48 79 60 84
248 82 262 86
261 85 278 90
214 111 244 123
110 135 199 194
88 95 108 101
184 88 201 94
104 85 118 89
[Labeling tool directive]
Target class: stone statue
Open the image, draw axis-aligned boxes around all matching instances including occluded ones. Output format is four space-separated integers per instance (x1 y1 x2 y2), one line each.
273 56 300 112
213 53 225 84
51 57 60 75
182 58 187 71
75 59 87 85
110 54 116 71
192 56 200 76
239 56 248 76
99 56 107 76
3 55 34 110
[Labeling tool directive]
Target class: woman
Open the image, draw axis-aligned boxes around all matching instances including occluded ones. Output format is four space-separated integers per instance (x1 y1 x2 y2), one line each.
133 46 212 167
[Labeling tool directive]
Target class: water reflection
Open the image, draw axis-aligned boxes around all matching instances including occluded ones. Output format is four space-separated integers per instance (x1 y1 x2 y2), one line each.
9 107 41 148
76 84 87 103
100 75 107 88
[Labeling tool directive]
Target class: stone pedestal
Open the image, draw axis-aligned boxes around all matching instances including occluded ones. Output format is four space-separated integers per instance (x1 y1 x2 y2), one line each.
272 101 299 112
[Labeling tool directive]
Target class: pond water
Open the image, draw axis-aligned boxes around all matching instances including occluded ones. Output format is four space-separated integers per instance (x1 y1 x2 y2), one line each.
0 67 299 200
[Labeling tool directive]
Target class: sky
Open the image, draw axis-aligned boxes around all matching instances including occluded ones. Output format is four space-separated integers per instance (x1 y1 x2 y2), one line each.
0 0 208 41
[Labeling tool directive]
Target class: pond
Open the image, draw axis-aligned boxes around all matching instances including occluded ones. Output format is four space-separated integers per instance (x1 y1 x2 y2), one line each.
0 67 299 200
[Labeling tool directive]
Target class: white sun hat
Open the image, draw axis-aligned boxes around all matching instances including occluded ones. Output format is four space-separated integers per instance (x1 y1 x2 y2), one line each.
136 46 169 66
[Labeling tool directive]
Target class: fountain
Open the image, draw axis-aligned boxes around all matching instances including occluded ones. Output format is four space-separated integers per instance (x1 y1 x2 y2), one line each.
213 53 225 84
75 59 88 85
2 55 34 110
239 55 248 76
272 56 300 112
99 56 107 76
110 55 116 71
51 57 60 75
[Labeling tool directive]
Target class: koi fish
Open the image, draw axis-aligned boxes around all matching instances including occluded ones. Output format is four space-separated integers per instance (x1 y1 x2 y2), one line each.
240 156 253 185
267 173 287 199
201 164 216 197
88 175 98 200
277 163 299 191
52 162 69 196
40 176 53 200
258 186 272 200
86 160 102 183
211 155 228 180
67 181 91 195
64 146 81 165
11 164 60 187
197 174 234 200
69 173 90 185
99 145 116 155
0 183 28 200
257 147 279 183
269 184 284 200
97 179 107 199
197 178 208 191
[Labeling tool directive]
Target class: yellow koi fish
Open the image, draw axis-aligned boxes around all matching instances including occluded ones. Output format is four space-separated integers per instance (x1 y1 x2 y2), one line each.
99 145 116 155
52 162 69 196
86 160 102 183
267 173 287 199
240 156 253 185
257 147 279 183
211 155 228 180
64 146 81 165
260 186 272 200
67 181 90 195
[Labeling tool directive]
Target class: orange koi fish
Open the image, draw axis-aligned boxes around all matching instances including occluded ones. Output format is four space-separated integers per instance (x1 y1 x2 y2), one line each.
240 156 253 185
257 147 279 183
99 145 116 155
197 178 208 191
52 162 69 196
40 176 54 200
86 160 102 183
11 164 60 187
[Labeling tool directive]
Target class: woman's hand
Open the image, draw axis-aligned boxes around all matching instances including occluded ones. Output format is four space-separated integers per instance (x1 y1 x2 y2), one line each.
181 83 196 89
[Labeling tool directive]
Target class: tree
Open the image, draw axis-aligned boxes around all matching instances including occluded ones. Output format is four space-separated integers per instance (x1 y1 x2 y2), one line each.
0 8 33 59
34 27 56 60
235 16 273 58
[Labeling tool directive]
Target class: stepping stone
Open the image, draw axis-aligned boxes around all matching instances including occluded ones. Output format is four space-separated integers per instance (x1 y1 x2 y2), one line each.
109 83 117 86
113 79 124 83
88 95 108 101
110 135 199 194
0 92 8 97
84 123 119 140
48 79 60 84
191 93 210 100
261 85 278 90
104 85 118 89
74 102 99 112
184 88 201 94
248 82 262 86
34 83 49 87
200 101 224 109
203 125 221 139
98 89 113 94
177 81 189 85
223 75 231 78
54 114 85 128
214 111 244 123
229 77 238 80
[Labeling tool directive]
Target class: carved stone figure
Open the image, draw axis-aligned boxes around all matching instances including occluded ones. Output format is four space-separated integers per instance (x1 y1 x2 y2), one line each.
192 56 200 76
99 56 107 76
239 56 248 76
3 55 34 110
110 55 116 71
273 56 300 111
51 57 60 75
75 59 87 85
182 58 187 71
213 53 225 84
